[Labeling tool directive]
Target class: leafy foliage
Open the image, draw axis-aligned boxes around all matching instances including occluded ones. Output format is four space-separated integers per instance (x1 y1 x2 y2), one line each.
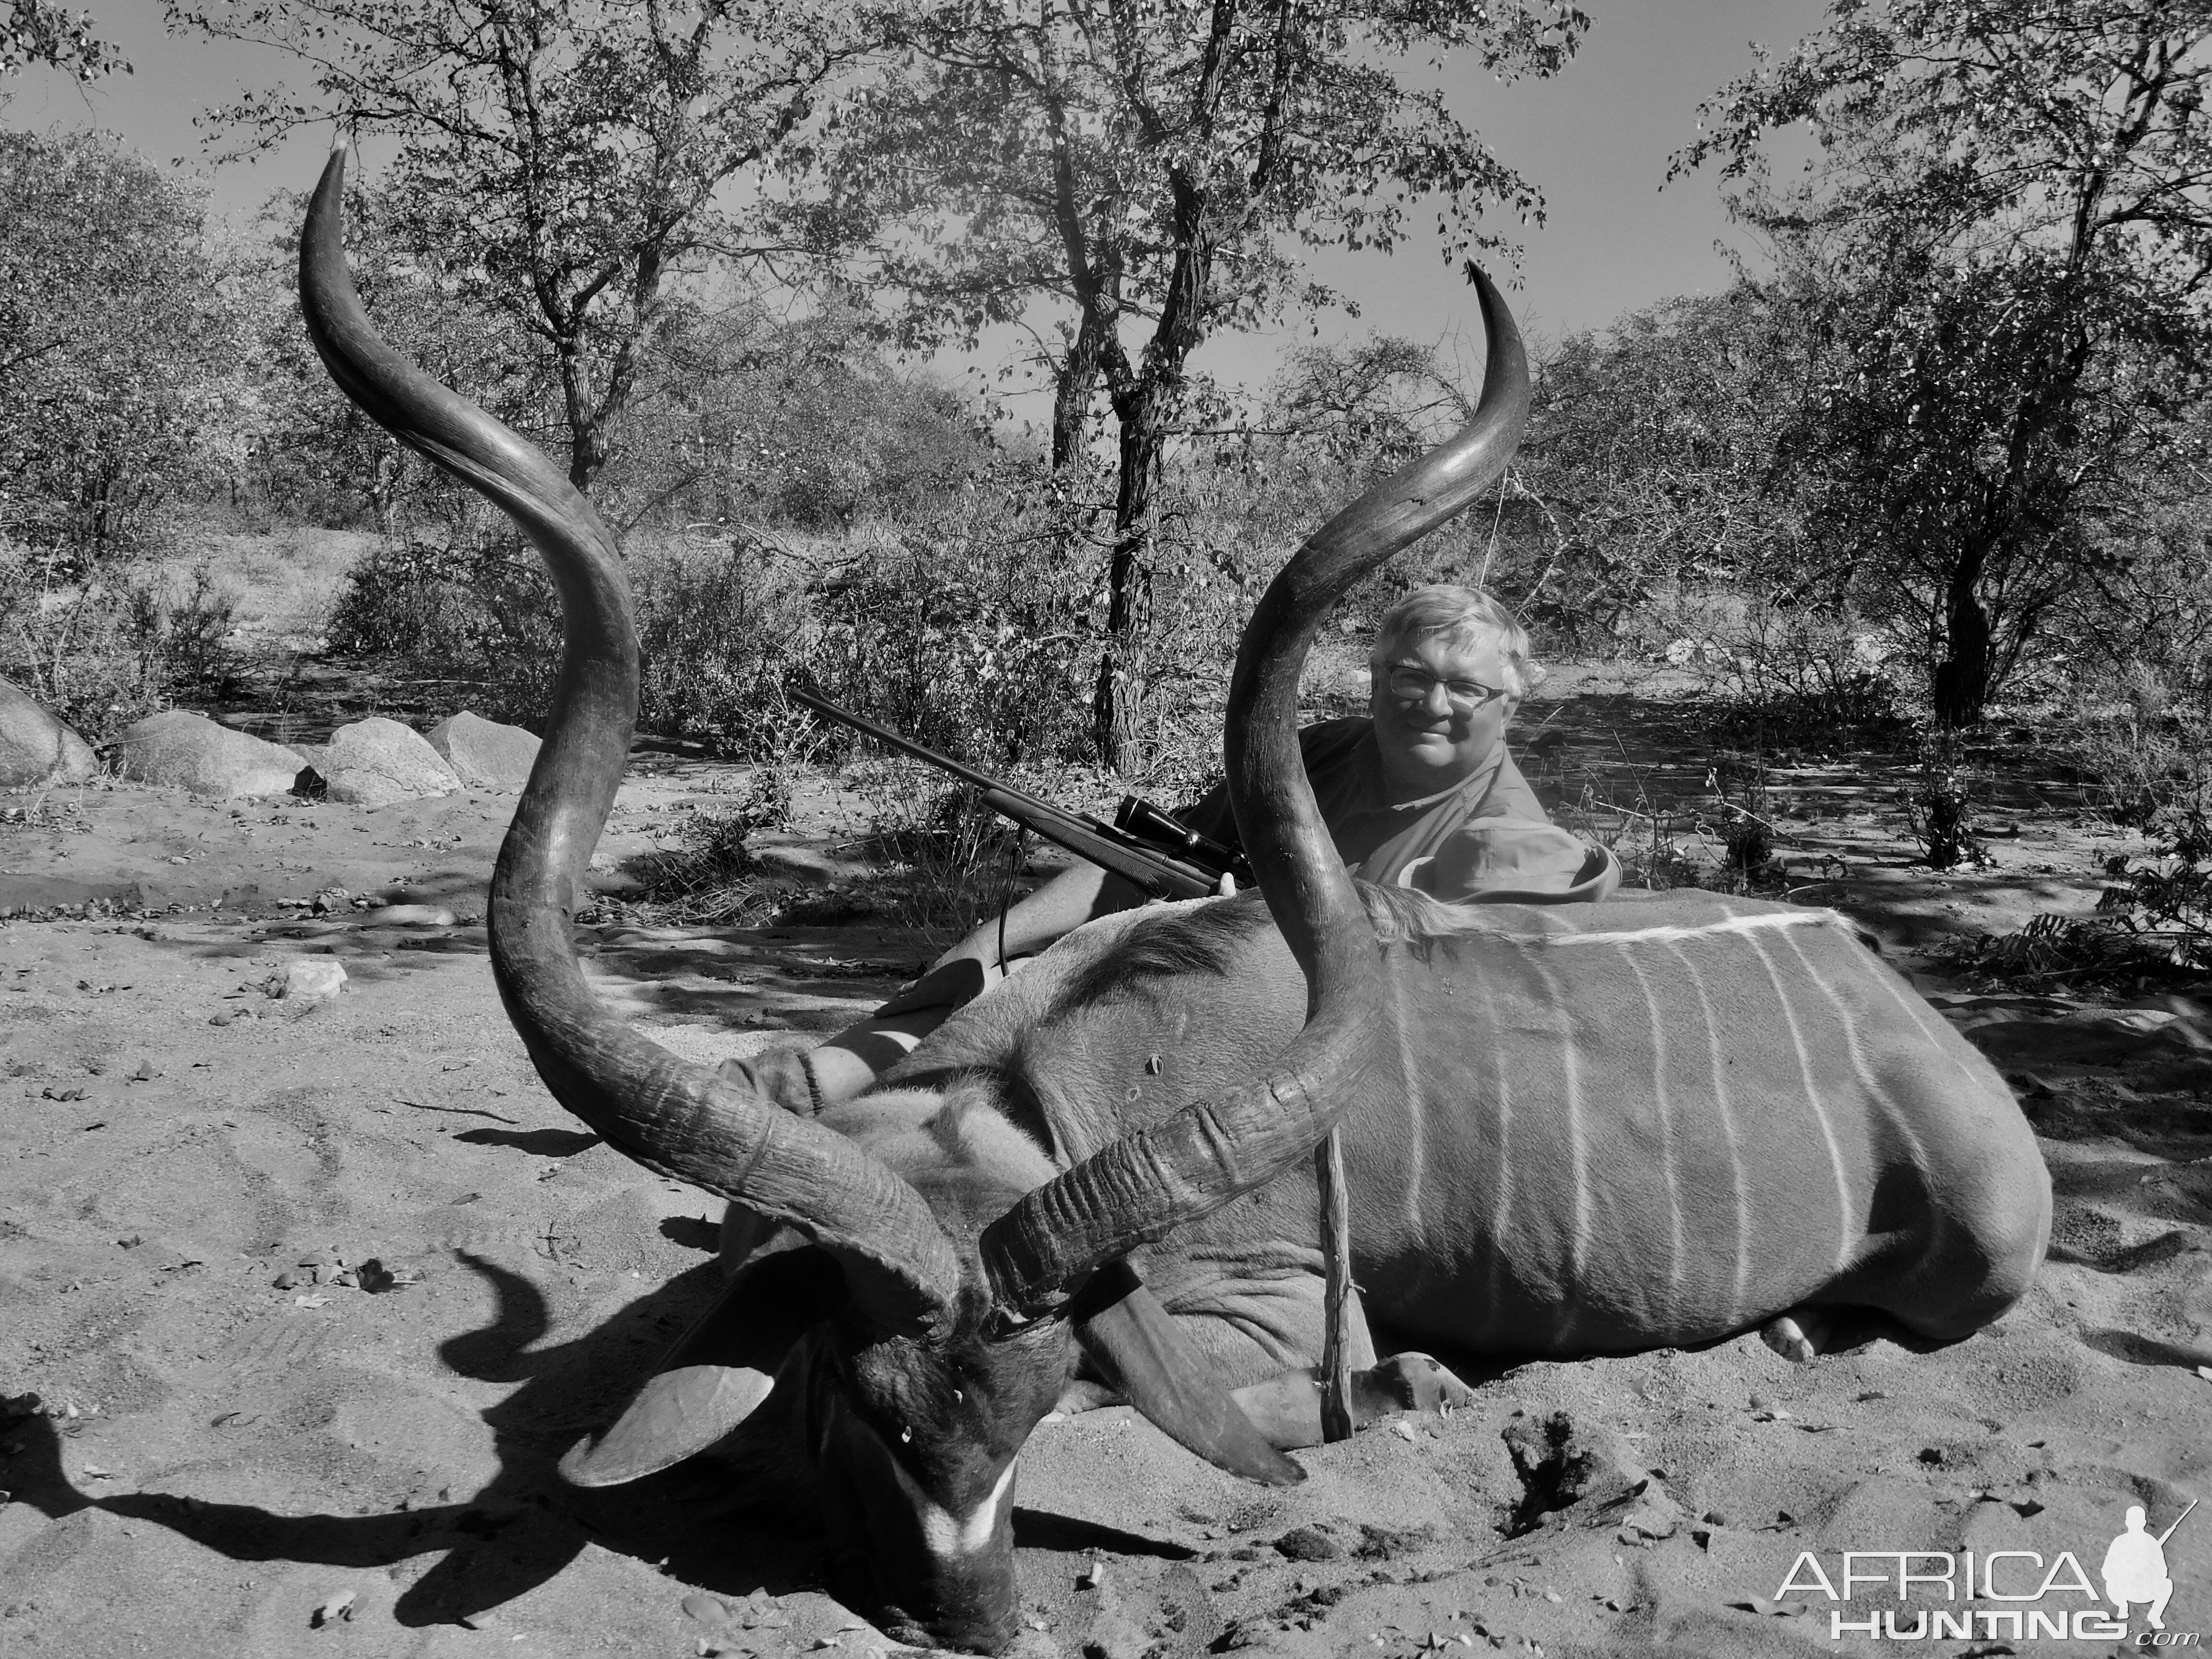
172 0 864 490
810 457 1101 770
0 130 253 557
240 181 555 536
810 0 1587 769
609 301 986 532
1676 0 2212 723
1511 289 1816 648
1 0 125 79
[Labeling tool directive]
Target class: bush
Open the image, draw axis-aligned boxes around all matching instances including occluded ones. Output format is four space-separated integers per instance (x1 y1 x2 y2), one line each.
2073 655 2212 828
852 779 1031 942
617 768 798 924
0 540 245 738
1943 806 2212 989
1659 589 1906 744
632 532 815 760
811 459 1101 770
323 527 561 725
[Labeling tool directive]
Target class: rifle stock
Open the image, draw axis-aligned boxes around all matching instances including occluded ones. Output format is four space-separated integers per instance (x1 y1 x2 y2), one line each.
791 690 1228 901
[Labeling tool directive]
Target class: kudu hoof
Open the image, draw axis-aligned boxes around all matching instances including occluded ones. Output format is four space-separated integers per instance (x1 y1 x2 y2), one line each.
1368 1352 1477 1417
1759 1312 1826 1364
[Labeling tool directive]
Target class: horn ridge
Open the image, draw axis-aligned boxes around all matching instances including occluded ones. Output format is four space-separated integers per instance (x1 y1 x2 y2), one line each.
299 152 962 1337
977 271 1529 1312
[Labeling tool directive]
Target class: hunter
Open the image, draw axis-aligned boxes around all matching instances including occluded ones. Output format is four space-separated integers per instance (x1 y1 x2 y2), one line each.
791 585 1617 1107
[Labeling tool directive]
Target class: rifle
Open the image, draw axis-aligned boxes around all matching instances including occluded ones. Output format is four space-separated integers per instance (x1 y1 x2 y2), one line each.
791 689 1251 902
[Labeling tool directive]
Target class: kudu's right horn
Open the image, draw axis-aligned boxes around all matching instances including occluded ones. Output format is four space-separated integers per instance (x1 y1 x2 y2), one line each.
298 150 962 1339
978 272 1531 1314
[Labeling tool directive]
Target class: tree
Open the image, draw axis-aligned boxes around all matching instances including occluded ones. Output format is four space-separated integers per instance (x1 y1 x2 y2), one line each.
811 0 1586 770
2 1 126 79
170 0 866 493
1677 0 2212 724
0 129 250 554
1510 287 1819 644
241 181 553 535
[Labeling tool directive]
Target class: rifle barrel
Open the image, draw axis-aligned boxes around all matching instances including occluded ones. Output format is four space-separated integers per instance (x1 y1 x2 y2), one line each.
791 689 1216 901
792 689 1018 803
2159 1499 2198 1545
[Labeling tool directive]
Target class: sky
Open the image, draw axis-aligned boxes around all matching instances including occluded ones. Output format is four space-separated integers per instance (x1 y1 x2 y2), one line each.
4 0 1833 410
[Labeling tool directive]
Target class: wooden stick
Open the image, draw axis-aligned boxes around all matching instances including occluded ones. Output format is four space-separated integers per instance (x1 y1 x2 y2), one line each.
1316 1126 1355 1443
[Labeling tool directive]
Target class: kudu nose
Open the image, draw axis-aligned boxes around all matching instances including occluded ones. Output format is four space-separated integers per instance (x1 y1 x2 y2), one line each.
881 1603 1019 1655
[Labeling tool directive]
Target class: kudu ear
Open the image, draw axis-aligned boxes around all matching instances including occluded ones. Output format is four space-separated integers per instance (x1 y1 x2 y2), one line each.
1071 1262 1304 1487
561 1246 845 1488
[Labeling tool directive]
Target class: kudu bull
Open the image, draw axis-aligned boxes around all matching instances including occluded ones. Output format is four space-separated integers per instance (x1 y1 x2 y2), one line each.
300 153 2051 1652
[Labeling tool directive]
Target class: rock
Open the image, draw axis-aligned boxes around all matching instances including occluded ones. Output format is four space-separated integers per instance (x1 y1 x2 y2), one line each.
1615 1484 1684 1544
281 960 348 1001
0 680 97 789
1501 1410 1646 1529
681 1594 732 1626
1274 1526 1343 1562
320 718 459 808
426 710 539 791
364 903 457 927
114 711 307 798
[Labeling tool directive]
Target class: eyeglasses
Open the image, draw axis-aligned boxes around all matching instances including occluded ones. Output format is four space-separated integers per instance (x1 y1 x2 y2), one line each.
1384 665 1509 712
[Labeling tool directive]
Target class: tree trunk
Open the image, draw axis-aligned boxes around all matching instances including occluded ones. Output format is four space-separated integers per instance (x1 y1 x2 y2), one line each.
1093 385 1166 772
1053 311 1106 469
1931 545 1992 727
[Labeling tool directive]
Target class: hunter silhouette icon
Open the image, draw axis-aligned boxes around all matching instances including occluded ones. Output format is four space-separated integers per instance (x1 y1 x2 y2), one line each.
2104 1499 2196 1630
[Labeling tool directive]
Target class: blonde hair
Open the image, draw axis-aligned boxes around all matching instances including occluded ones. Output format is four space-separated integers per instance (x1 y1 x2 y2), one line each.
1369 584 1538 697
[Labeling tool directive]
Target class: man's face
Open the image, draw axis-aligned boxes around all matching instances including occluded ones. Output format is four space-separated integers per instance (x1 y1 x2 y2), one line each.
1369 630 1518 799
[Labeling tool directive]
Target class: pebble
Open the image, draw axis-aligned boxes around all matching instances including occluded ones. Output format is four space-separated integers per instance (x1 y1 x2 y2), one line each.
310 1590 356 1628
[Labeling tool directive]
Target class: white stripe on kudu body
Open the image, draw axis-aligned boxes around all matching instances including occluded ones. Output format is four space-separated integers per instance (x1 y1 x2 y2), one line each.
1659 935 1753 1329
1516 944 1588 1346
1739 926 1857 1274
1613 941 1688 1325
1477 908 1833 950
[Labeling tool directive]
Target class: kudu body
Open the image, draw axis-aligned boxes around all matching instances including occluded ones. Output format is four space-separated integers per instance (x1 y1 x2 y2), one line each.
892 891 2048 1378
298 153 2049 1653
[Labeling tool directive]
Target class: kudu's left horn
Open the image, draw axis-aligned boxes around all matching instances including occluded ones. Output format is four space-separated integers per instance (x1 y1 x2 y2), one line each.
979 270 1531 1313
299 150 962 1338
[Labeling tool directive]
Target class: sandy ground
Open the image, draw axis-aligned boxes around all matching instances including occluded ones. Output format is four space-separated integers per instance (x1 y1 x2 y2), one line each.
4 750 2212 1659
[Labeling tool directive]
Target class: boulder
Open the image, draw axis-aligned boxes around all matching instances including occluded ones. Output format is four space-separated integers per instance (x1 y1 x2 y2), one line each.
425 710 540 791
0 680 98 789
320 717 459 808
114 710 307 798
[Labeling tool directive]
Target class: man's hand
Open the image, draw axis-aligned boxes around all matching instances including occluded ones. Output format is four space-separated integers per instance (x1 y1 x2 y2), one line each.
876 954 1001 1017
